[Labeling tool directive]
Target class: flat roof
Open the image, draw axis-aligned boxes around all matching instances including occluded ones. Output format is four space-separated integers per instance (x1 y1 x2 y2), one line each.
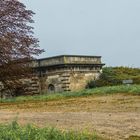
37 55 102 61
31 55 104 68
35 63 105 69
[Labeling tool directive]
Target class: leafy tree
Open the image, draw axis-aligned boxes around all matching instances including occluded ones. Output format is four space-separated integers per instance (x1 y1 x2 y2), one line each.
0 0 43 96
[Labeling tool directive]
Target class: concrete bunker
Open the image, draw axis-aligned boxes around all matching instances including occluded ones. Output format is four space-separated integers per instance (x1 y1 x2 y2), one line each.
31 55 105 94
0 55 105 96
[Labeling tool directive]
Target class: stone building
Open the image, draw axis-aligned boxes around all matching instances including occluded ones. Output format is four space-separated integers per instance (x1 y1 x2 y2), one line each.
29 55 105 94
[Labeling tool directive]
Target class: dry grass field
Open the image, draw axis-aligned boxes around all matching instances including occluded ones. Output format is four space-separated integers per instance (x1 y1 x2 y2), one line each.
0 92 140 140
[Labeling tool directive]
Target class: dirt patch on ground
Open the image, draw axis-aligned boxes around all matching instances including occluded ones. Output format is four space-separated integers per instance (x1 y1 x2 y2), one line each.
0 93 140 140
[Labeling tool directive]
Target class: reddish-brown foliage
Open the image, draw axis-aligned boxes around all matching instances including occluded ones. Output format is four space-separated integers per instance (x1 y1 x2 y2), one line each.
0 0 44 95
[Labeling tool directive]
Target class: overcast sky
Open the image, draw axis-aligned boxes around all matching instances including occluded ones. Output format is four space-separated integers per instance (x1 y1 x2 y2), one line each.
23 0 140 67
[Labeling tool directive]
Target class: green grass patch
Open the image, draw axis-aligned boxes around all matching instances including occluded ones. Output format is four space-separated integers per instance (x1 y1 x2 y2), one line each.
0 121 105 140
91 67 140 87
126 136 140 140
0 85 140 103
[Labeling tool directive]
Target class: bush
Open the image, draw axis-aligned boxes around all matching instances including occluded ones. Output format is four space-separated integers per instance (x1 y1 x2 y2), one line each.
87 67 140 88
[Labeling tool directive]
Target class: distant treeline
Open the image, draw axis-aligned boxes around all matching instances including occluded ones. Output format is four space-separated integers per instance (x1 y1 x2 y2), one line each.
87 67 140 88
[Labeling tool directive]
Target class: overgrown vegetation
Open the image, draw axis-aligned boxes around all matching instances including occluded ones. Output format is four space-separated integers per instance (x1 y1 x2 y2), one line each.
1 85 140 103
126 136 140 140
87 67 140 88
0 121 104 140
0 121 139 140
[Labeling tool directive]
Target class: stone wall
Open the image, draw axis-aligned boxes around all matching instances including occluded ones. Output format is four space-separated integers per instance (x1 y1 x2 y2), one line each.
23 77 40 95
38 66 102 93
28 55 104 94
69 71 100 91
32 55 102 68
0 77 40 98
0 55 104 96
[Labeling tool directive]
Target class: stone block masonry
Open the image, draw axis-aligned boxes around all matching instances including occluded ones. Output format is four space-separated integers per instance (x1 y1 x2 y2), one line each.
0 55 105 96
32 55 105 94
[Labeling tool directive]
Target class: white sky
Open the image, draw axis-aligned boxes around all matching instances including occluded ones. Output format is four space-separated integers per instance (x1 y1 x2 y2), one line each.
23 0 140 67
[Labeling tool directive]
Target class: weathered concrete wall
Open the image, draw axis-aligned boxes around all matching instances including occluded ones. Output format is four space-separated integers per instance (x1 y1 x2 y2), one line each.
0 77 40 98
23 77 40 95
38 67 102 93
69 71 100 91
30 55 104 93
32 55 102 68
0 55 104 96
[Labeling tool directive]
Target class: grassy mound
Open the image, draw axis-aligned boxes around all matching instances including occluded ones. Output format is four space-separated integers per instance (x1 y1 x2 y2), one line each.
87 67 140 88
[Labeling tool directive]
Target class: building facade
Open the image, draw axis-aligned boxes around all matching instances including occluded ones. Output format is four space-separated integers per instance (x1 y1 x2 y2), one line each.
28 55 105 94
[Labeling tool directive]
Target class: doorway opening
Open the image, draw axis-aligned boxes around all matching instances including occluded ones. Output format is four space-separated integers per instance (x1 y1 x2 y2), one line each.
48 84 55 93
